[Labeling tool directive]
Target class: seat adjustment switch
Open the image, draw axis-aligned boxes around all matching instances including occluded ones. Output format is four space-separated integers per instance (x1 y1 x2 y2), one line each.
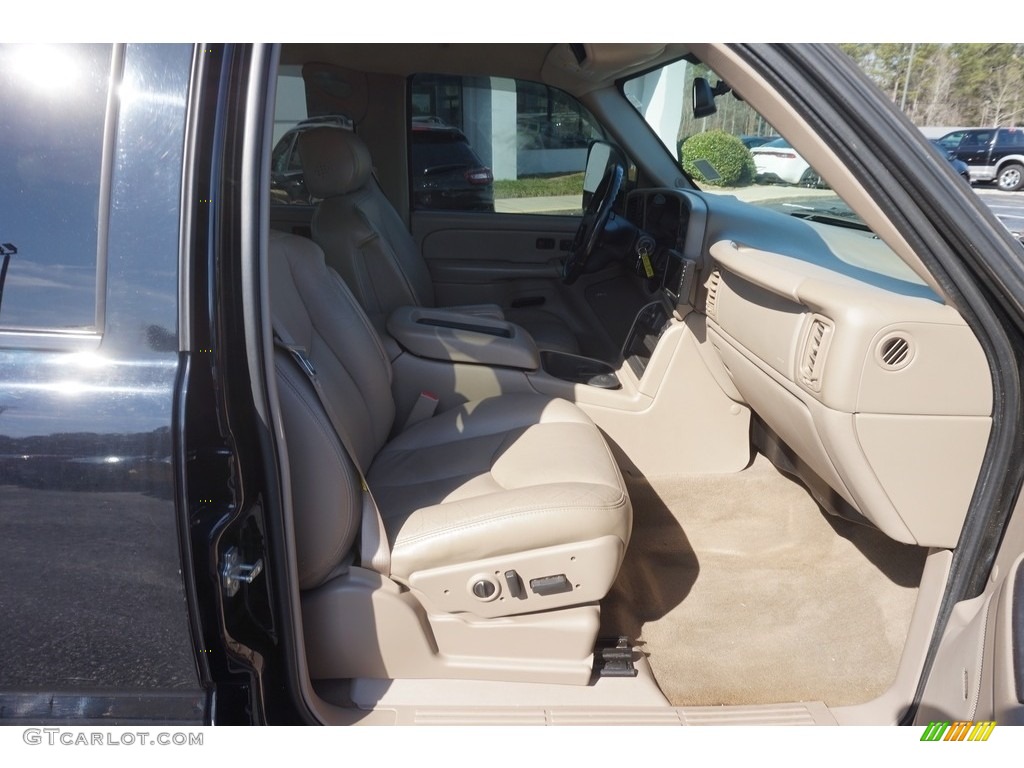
504 570 524 599
529 574 572 596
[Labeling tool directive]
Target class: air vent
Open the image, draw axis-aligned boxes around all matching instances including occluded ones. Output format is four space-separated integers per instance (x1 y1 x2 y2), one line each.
876 334 914 370
798 316 834 392
705 269 722 321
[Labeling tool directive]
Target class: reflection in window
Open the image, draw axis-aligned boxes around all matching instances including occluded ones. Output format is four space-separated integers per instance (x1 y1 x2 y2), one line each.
269 68 606 216
0 44 113 331
409 74 605 214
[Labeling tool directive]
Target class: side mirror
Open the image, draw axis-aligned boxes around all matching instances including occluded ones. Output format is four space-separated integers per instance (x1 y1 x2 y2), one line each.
692 77 717 118
583 141 626 209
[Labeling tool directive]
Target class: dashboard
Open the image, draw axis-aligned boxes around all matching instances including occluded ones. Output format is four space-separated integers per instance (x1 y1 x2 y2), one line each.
621 187 992 549
624 189 696 303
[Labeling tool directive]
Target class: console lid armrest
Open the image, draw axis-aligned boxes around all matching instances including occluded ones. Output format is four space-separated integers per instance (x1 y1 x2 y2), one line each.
387 306 540 370
437 303 505 321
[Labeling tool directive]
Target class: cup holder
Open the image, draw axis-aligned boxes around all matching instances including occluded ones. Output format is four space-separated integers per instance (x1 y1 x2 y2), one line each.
540 351 621 390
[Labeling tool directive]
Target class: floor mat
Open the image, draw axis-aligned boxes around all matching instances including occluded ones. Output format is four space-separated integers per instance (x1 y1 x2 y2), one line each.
601 456 927 706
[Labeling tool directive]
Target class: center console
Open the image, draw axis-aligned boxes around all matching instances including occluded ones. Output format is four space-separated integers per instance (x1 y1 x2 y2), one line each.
622 302 672 379
621 248 697 379
540 350 621 390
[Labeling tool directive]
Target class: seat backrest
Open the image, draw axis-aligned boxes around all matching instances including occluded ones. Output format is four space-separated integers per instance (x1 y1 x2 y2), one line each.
299 127 436 332
269 230 395 588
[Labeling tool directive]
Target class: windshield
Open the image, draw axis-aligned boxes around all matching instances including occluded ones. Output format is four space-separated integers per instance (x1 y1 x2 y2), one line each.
623 57 929 288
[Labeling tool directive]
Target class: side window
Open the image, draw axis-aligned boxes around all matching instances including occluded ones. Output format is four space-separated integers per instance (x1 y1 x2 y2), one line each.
998 129 1024 149
936 132 964 151
0 44 113 332
409 74 605 215
964 131 993 149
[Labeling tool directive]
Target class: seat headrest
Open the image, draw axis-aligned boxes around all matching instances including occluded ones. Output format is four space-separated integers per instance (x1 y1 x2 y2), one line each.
298 127 373 199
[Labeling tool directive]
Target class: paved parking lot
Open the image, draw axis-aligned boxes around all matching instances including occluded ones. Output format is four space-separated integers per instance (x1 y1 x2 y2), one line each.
976 188 1024 241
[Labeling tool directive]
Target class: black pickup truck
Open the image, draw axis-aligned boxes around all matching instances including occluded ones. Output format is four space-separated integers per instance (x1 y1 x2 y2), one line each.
936 127 1024 191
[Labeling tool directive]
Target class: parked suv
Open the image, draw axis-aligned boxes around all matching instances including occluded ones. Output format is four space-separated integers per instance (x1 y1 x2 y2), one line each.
409 120 495 211
936 127 1024 191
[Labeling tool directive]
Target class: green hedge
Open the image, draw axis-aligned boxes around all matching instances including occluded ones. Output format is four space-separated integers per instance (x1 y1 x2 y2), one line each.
680 131 756 187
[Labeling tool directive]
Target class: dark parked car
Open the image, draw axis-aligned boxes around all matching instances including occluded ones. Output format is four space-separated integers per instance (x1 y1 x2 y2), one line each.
409 121 495 211
930 139 972 183
2 43 1023 736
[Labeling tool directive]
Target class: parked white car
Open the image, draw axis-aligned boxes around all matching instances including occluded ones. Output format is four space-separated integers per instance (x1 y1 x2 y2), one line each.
751 136 823 186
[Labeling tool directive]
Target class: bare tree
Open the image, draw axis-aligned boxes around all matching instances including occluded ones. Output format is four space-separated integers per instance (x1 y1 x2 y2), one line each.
841 43 1024 127
917 47 961 126
985 59 1024 126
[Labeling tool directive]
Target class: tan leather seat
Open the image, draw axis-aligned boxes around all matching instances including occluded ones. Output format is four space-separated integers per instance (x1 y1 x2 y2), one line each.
370 393 631 581
297 126 581 354
270 230 631 683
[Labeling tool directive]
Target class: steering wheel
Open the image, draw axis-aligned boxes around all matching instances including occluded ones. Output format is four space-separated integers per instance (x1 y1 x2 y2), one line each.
562 161 625 284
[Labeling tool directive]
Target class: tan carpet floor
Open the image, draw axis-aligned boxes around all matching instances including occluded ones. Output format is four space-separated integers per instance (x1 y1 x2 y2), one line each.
601 455 927 706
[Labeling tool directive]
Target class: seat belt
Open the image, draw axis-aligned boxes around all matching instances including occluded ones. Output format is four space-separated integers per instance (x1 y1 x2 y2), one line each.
271 320 391 576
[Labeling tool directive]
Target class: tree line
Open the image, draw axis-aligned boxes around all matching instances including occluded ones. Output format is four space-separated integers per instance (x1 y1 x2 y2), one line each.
677 45 1023 144
839 44 1024 128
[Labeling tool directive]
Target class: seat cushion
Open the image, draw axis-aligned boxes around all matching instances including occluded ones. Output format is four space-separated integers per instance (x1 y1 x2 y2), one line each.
367 393 631 580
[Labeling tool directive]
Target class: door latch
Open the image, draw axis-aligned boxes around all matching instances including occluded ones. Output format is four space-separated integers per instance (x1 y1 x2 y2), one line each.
221 546 264 597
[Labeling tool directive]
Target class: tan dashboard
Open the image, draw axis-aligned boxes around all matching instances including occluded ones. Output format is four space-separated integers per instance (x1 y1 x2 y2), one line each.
702 239 992 548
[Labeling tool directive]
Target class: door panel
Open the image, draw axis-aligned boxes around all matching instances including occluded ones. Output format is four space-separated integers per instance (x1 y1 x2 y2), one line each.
411 210 631 361
412 210 579 309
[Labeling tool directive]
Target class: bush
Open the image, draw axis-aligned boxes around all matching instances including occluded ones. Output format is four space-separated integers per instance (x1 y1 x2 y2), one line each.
680 131 756 187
